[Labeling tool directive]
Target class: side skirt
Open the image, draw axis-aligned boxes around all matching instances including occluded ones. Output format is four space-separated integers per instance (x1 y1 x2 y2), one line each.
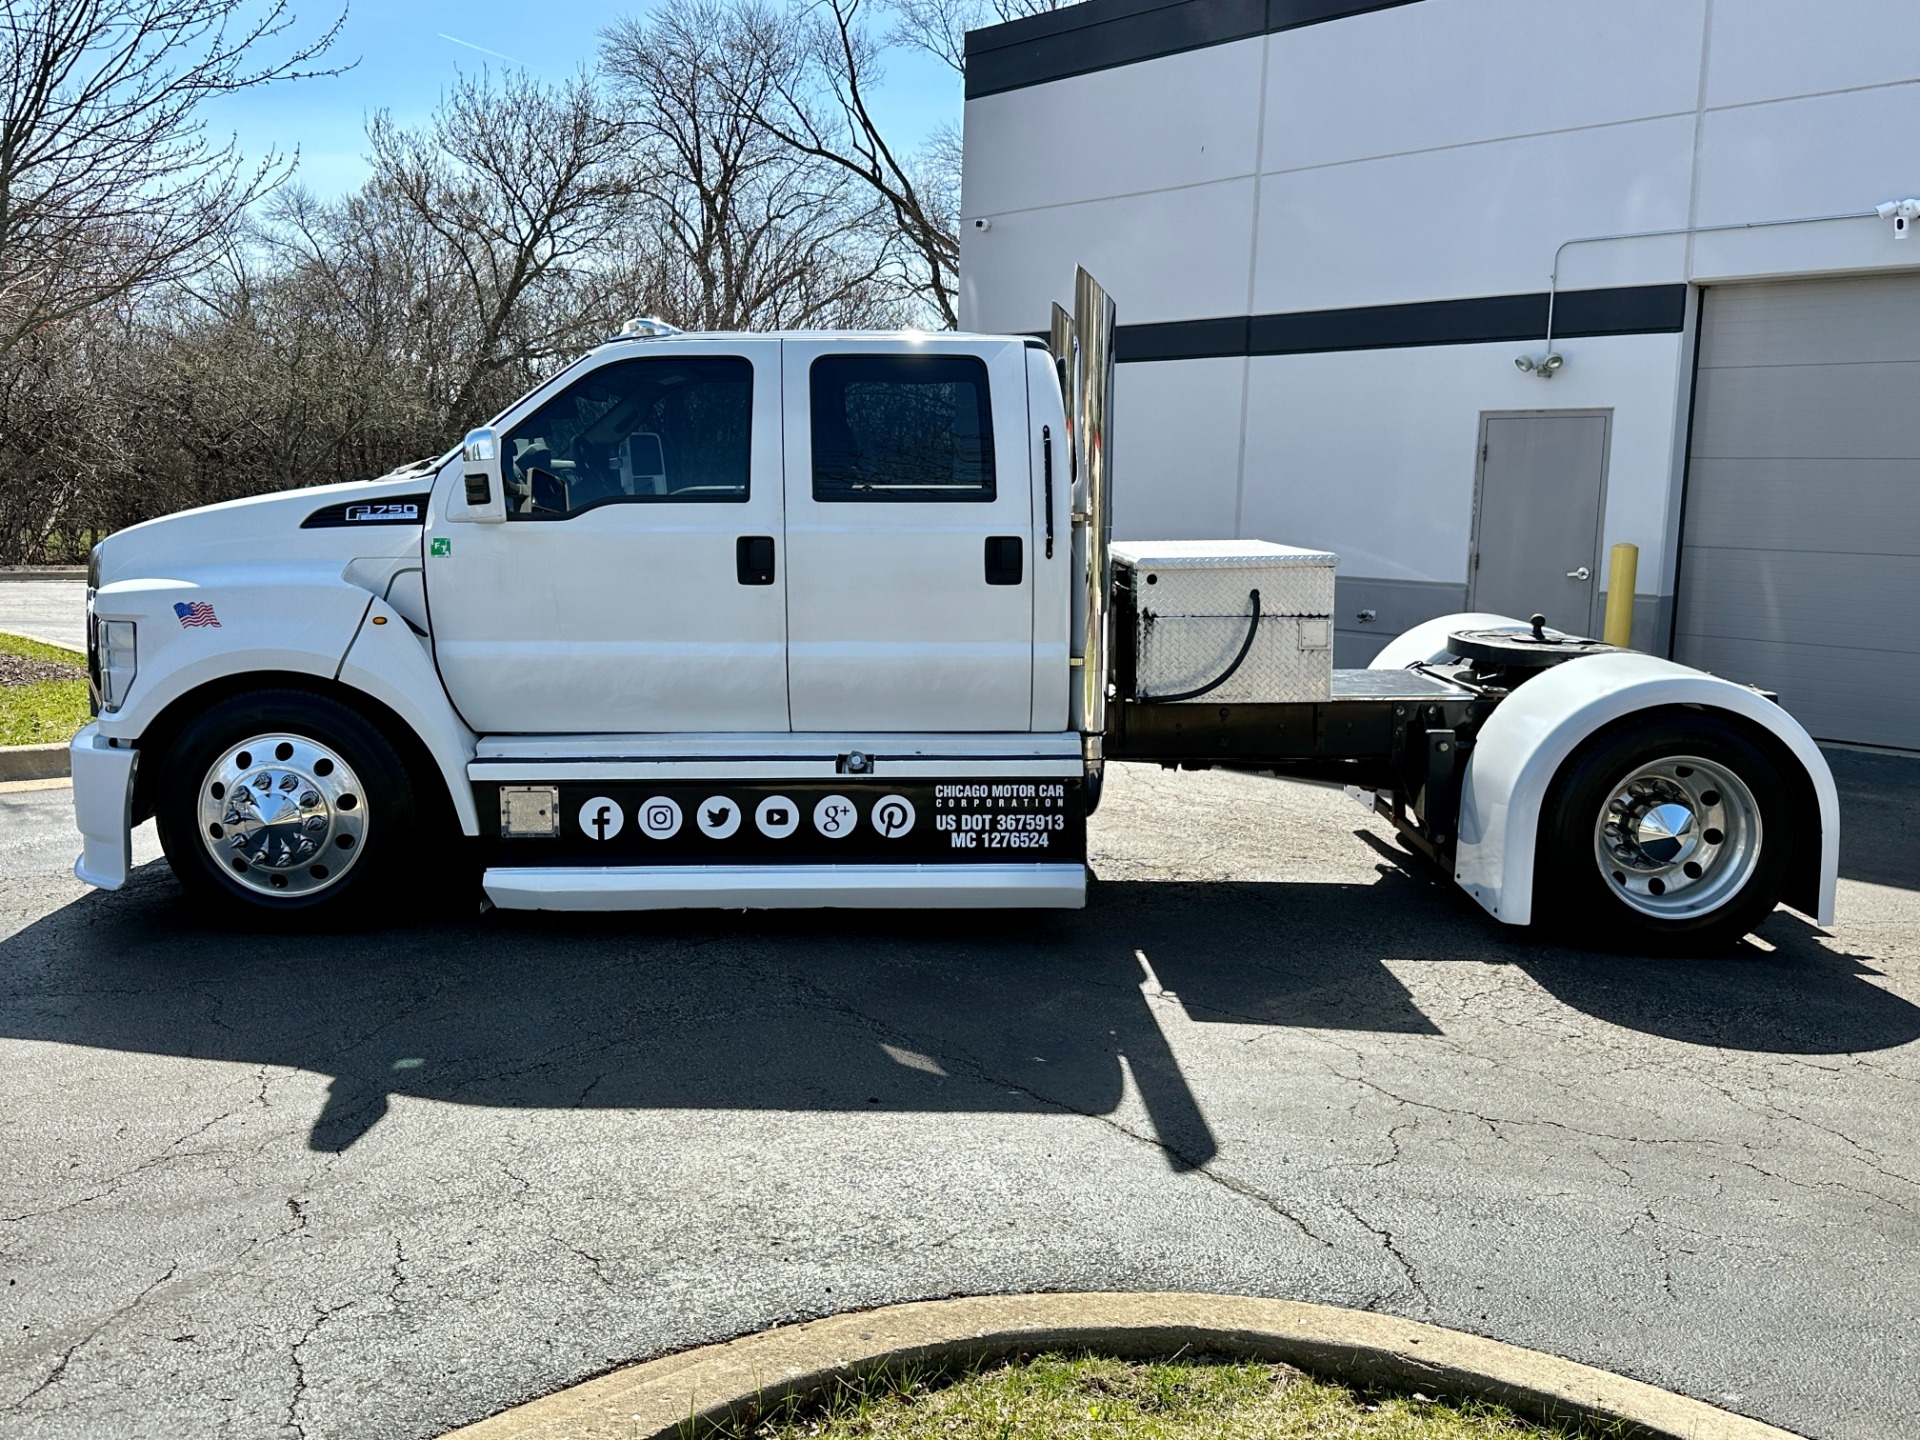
483 862 1087 912
468 744 1090 910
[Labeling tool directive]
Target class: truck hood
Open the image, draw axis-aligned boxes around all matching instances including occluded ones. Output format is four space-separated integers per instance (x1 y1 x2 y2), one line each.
92 472 437 590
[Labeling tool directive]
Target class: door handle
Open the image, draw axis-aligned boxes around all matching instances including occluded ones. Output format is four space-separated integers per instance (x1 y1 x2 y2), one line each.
1567 566 1591 581
1041 426 1055 559
984 535 1023 586
736 536 775 585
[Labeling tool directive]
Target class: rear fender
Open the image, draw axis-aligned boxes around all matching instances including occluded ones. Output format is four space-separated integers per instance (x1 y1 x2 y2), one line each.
1453 651 1837 928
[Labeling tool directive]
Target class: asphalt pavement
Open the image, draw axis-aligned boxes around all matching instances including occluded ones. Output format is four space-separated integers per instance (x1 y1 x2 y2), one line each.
1 756 1916 1440
0 578 86 653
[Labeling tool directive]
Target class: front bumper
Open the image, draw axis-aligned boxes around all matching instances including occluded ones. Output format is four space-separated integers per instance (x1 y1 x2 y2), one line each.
71 723 138 889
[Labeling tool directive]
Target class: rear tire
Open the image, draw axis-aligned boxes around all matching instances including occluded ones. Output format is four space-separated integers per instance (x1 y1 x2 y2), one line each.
1539 713 1795 954
155 690 417 923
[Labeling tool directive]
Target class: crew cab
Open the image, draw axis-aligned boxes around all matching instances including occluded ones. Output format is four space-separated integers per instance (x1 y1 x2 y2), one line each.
73 271 1837 952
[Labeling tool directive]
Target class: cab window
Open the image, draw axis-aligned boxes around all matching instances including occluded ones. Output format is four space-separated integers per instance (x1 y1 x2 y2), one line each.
503 356 752 518
810 354 995 502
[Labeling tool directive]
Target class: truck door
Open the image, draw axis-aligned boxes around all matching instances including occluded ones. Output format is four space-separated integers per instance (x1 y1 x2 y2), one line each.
426 340 788 734
780 337 1034 731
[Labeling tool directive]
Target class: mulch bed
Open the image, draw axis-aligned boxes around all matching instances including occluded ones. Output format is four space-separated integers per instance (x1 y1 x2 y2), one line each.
0 652 82 688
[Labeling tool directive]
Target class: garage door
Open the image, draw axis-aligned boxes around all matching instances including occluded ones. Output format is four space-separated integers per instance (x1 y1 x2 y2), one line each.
1676 274 1920 751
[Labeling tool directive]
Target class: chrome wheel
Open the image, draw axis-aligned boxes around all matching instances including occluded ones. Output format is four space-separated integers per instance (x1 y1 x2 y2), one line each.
196 732 369 898
1593 755 1762 921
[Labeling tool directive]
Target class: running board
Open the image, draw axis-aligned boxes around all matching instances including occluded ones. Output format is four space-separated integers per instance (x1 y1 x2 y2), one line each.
482 863 1088 911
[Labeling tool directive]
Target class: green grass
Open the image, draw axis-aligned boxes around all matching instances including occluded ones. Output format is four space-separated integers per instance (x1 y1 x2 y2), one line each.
713 1353 1589 1440
0 631 89 748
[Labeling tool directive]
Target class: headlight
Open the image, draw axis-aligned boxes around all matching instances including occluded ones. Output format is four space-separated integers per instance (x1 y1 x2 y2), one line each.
95 619 136 713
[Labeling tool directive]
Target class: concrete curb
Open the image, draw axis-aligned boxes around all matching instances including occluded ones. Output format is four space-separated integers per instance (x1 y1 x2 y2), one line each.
437 1293 1802 1440
0 628 85 656
0 629 87 780
0 567 85 581
0 742 70 782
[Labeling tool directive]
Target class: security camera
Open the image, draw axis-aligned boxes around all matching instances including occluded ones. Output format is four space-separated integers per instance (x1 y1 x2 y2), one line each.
1876 199 1920 239
971 217 992 232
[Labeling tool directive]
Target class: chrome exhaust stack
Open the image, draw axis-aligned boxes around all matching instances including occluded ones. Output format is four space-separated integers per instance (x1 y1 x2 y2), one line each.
1055 268 1117 761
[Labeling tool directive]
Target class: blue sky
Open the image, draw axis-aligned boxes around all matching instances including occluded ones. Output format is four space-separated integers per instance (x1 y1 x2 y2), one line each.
202 0 964 199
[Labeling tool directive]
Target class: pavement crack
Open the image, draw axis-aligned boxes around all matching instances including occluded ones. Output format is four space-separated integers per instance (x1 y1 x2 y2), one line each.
1367 1121 1413 1171
386 1238 409 1309
1 1083 274 1225
571 1071 608 1108
497 1159 535 1202
1335 1202 1431 1316
7 1263 177 1411
984 1067 1335 1248
285 1298 355 1439
554 1237 614 1288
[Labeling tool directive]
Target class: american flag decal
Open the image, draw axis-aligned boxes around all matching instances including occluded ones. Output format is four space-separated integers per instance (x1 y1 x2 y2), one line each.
174 601 221 628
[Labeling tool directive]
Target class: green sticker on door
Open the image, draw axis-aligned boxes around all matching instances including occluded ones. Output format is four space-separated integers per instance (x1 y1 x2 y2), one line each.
430 537 451 557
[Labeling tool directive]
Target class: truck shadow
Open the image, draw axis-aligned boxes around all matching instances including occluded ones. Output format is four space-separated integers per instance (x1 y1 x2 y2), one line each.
0 855 1913 1158
1350 827 1919 1057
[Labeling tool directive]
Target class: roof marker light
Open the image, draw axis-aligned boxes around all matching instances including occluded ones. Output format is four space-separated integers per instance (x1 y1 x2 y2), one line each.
616 317 683 339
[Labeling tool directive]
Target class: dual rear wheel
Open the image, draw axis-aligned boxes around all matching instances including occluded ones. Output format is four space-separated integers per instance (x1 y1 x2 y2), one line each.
1540 714 1797 952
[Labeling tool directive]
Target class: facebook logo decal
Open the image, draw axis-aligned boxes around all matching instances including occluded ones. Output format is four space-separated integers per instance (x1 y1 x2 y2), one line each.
577 797 624 841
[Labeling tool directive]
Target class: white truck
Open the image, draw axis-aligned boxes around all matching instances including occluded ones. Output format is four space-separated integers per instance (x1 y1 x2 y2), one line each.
72 270 1836 951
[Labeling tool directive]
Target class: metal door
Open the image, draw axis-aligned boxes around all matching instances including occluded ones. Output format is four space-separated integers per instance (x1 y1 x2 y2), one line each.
427 339 788 734
781 336 1035 732
1468 412 1610 635
1677 276 1920 750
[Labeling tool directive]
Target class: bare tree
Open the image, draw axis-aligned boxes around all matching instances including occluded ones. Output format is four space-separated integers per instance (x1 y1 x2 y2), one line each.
599 0 898 332
888 0 1078 76
368 69 626 424
732 0 959 326
0 3 966 563
0 0 345 360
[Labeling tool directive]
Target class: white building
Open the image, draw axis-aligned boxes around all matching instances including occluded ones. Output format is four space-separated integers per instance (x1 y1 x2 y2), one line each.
959 0 1920 751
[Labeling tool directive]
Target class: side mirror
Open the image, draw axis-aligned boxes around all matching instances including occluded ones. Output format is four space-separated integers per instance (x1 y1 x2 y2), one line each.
454 426 506 524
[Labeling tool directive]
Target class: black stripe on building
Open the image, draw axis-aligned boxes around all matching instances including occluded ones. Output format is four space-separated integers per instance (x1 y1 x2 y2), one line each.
1111 284 1688 363
965 0 1425 100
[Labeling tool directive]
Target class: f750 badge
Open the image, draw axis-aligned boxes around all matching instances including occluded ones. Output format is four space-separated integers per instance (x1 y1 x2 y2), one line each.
345 502 419 522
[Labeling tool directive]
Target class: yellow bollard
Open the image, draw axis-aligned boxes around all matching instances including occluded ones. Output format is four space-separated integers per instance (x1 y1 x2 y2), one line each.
1603 542 1639 648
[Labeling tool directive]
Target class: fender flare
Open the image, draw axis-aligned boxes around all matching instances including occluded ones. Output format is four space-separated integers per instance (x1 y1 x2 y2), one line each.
337 594 480 835
1451 651 1838 929
93 574 374 739
95 572 479 837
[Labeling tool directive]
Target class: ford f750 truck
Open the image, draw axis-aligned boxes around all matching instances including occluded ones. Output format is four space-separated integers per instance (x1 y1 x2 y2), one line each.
72 270 1836 951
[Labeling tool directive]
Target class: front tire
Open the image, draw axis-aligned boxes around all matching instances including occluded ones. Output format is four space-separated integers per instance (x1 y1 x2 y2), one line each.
155 690 417 921
1539 713 1795 953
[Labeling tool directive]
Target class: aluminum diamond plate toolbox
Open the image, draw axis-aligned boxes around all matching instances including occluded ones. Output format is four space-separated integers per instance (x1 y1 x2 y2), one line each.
1112 540 1336 703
